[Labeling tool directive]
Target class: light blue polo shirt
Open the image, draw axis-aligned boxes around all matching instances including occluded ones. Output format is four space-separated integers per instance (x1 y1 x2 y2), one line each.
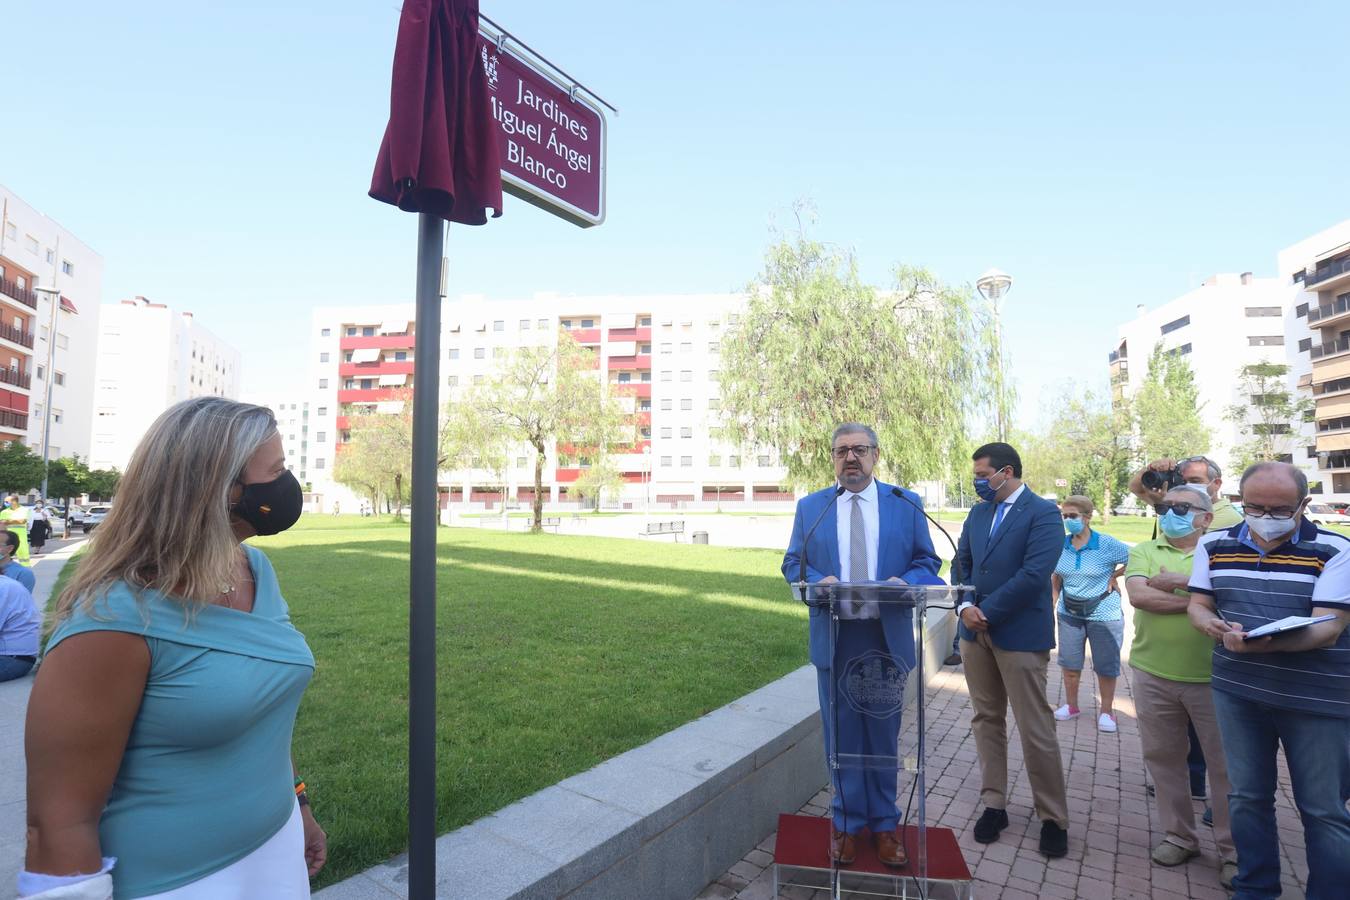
1055 530 1131 622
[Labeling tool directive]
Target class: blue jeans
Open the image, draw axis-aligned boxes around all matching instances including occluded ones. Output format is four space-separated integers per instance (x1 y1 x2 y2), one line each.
1213 689 1350 899
0 655 34 682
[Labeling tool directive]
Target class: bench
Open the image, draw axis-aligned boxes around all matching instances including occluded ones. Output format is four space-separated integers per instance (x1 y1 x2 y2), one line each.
640 520 685 540
541 516 562 531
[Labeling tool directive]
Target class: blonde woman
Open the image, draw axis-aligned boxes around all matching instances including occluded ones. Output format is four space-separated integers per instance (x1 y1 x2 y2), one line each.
1 494 30 562
22 398 326 899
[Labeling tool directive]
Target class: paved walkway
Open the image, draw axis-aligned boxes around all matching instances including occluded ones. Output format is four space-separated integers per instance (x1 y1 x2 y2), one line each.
697 604 1313 900
0 537 87 891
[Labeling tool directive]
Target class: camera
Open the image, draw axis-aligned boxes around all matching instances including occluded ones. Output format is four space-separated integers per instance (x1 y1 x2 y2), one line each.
1141 467 1186 492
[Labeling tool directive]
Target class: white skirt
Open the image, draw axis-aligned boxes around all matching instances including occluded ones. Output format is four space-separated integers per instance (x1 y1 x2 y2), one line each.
140 801 310 899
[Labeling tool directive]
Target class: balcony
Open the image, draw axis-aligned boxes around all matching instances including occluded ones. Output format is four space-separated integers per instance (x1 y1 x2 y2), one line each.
0 368 31 390
613 382 652 399
1303 255 1350 292
0 409 28 430
338 361 416 377
0 322 33 350
0 276 38 311
1310 336 1350 361
339 333 415 351
608 326 653 342
337 388 403 404
608 355 652 370
1308 294 1350 328
634 411 652 426
566 328 601 344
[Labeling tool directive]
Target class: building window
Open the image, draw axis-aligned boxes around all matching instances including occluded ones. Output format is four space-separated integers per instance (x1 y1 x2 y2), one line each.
53 409 63 424
660 455 672 466
316 432 326 442
473 374 484 385
347 326 357 336
447 375 459 386
1165 343 1193 357
44 249 54 264
708 370 720 382
321 328 331 337
362 326 375 336
1160 315 1190 335
55 333 68 350
709 455 721 466
680 456 693 467
582 319 594 328
24 235 38 255
1296 303 1309 318
449 348 459 359
61 260 74 276
640 372 652 382
54 371 65 386
680 398 693 410
729 454 741 467
35 366 44 380
660 398 673 411
680 427 693 438
709 342 720 353
640 343 652 354
660 343 672 354
392 351 407 361
1248 335 1285 346
708 398 722 411
1309 445 1320 458
315 458 326 469
639 399 652 411
319 378 328 389
1244 307 1281 317
474 347 486 359
660 427 673 438
519 319 530 330
1253 423 1292 435
679 342 692 353
758 455 770 467
493 320 505 331
1309 480 1324 494
639 316 652 326
618 372 632 383
320 352 330 363
1299 338 1313 352
679 370 693 382
538 318 549 329
660 370 673 382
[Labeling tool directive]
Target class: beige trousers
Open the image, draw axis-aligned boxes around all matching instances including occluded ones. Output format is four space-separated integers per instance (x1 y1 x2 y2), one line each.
1131 666 1236 862
961 633 1069 827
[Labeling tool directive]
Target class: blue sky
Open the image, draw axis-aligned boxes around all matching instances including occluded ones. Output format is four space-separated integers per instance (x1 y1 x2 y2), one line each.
4 1 1348 427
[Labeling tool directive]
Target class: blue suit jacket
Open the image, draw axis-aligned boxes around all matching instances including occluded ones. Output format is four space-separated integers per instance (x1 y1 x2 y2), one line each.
956 487 1063 652
782 481 944 670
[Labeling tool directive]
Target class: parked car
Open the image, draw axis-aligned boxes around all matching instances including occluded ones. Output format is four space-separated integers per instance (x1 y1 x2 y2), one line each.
1327 501 1350 514
82 505 112 533
1306 503 1350 527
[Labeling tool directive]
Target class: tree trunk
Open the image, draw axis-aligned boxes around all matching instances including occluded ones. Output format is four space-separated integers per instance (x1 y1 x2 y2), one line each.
1103 483 1112 523
394 474 404 518
531 437 545 533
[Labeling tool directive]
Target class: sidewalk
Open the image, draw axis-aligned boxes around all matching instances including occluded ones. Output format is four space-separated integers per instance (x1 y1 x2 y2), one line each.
698 610 1312 900
0 537 87 892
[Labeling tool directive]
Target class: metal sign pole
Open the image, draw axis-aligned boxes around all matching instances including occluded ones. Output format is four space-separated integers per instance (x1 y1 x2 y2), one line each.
409 211 445 898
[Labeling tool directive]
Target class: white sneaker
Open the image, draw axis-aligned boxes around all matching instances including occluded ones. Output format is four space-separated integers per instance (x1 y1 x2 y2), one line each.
1098 713 1118 733
1053 704 1080 721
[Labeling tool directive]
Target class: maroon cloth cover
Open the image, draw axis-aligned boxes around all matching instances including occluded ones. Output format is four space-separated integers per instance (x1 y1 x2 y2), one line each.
369 0 502 225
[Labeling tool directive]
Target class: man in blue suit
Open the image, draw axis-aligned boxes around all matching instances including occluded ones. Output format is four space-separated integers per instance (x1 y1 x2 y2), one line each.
956 442 1070 858
782 423 943 867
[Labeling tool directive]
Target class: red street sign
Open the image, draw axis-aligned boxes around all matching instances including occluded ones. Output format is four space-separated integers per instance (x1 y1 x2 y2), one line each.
478 27 607 228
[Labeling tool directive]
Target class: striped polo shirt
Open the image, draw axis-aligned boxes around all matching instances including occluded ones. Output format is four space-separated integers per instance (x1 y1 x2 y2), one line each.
1189 519 1350 717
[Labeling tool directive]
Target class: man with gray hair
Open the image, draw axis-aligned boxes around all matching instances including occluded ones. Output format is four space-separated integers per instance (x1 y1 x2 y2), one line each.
1131 455 1242 531
1125 484 1236 888
1187 462 1350 897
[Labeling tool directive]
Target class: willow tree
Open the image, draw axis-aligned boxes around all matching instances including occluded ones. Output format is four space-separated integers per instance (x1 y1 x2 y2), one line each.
720 234 1002 491
474 332 629 532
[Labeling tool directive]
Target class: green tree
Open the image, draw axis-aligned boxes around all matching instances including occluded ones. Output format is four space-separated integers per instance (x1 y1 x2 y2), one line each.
474 332 630 532
46 454 91 506
0 441 48 495
719 231 1000 490
1133 343 1212 463
570 457 623 511
83 467 121 501
1225 362 1313 473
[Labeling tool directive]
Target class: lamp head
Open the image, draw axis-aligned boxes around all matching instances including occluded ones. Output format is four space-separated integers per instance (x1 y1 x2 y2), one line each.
976 268 1013 303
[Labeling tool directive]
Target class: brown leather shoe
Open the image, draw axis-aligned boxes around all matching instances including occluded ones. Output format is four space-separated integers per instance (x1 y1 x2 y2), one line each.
875 829 908 868
831 829 856 864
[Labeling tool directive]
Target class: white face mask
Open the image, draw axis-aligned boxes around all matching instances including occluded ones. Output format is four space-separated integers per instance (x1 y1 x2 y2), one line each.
1245 513 1297 542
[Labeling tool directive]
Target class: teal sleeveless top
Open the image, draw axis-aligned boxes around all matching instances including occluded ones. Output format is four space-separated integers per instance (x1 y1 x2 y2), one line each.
46 544 315 898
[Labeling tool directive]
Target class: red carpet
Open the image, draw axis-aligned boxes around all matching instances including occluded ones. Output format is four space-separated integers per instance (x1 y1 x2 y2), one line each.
773 813 972 881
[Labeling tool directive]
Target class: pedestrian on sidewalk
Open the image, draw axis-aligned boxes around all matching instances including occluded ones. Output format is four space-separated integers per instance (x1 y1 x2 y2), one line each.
28 501 51 555
0 530 36 594
0 574 39 682
1125 485 1237 890
1050 495 1129 733
22 397 326 898
1188 462 1350 900
1 495 29 562
956 442 1070 859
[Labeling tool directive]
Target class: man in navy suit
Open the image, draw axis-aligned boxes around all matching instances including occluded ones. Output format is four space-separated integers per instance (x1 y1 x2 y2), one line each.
782 423 943 867
956 442 1070 858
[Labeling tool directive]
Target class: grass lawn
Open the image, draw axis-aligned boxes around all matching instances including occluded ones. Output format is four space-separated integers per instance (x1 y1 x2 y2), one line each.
236 516 808 887
933 511 1158 545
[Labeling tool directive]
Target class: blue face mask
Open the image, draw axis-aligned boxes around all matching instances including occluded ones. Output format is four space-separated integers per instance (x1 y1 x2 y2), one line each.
1064 517 1084 536
1159 509 1197 539
973 469 1008 502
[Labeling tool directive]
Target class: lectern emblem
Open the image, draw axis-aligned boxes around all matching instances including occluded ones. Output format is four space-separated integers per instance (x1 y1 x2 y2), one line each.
839 649 908 719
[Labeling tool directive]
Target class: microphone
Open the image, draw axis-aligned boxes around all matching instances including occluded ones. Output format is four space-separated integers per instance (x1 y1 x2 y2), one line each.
798 485 847 605
891 486 963 588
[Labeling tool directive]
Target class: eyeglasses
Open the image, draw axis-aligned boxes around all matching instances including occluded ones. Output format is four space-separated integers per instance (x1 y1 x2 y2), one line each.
831 445 877 460
1242 503 1301 520
1154 502 1201 516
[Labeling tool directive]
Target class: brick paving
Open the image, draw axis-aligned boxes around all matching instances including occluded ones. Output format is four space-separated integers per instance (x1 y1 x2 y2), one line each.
697 609 1312 900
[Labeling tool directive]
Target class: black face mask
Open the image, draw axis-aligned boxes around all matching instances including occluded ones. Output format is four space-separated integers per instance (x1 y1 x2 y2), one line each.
232 470 303 536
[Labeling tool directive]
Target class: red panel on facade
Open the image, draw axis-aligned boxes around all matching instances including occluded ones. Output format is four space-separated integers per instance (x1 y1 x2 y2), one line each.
614 383 652 399
607 355 652 370
555 468 581 483
656 494 695 503
335 416 351 431
568 328 601 344
607 327 652 342
634 411 652 425
337 388 402 404
622 473 643 483
338 361 416 377
339 334 416 351
0 390 29 413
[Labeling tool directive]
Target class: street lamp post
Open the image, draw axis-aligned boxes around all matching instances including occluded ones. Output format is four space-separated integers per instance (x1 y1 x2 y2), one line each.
976 269 1014 442
642 444 651 522
32 286 62 501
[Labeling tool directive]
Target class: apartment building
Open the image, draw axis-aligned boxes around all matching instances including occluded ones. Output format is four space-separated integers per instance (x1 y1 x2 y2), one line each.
90 297 242 471
243 395 314 489
0 185 102 461
307 295 792 511
1110 271 1316 491
1279 219 1350 496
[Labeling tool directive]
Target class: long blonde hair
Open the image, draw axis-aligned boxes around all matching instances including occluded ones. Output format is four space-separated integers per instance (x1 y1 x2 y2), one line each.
54 398 278 622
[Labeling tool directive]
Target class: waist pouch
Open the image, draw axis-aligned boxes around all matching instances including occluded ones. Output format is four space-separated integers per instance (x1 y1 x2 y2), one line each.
1062 590 1110 618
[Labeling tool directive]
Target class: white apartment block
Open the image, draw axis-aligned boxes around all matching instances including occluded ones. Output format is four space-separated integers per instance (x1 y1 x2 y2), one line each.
90 297 242 471
1279 218 1350 497
0 185 102 464
307 295 793 512
242 395 313 489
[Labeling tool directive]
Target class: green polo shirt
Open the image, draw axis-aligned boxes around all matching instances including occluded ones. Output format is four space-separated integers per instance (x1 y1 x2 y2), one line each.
1125 536 1214 683
1209 498 1242 531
